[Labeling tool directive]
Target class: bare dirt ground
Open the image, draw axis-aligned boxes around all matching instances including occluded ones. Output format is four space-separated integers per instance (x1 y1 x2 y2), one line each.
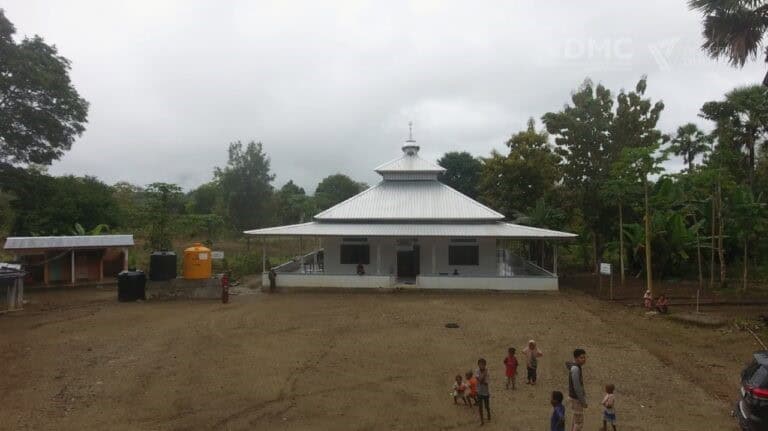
0 287 757 430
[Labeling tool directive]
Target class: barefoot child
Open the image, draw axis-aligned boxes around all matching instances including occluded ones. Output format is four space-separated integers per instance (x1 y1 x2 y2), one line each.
523 340 543 385
601 384 617 431
550 391 566 431
452 374 468 405
475 358 491 425
465 371 477 407
503 347 519 389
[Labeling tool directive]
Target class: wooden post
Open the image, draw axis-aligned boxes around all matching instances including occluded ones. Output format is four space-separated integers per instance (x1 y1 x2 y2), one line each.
99 250 104 282
70 250 76 286
122 247 129 271
376 242 381 275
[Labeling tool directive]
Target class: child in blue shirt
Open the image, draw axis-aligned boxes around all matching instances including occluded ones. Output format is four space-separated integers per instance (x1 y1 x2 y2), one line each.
551 391 566 431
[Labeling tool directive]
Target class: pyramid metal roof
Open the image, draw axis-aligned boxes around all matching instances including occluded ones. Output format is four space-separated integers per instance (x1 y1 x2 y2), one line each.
314 180 503 221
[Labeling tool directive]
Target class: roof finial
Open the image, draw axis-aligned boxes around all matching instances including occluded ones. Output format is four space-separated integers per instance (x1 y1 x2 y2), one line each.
407 121 415 142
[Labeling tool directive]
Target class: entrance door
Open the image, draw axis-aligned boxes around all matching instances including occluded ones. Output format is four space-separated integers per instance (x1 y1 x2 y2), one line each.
397 245 420 279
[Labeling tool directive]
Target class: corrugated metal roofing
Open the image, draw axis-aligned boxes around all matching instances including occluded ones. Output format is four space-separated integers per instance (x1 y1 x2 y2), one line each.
374 153 445 173
314 181 504 221
245 221 576 239
4 235 135 250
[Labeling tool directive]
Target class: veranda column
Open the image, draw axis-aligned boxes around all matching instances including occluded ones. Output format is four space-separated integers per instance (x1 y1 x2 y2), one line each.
376 242 381 275
553 243 558 276
261 238 266 273
71 250 76 287
431 241 436 274
314 237 319 272
122 247 129 271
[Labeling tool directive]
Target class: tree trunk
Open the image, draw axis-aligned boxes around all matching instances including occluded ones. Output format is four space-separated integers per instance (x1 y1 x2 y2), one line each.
743 237 748 291
717 182 726 288
709 193 715 290
691 213 703 290
619 202 625 287
644 177 653 296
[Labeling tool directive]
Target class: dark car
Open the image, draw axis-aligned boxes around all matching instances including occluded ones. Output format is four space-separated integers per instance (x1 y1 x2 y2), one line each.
738 351 768 430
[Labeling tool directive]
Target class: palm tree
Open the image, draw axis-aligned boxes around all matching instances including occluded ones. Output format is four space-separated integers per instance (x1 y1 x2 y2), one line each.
689 0 768 85
666 123 711 171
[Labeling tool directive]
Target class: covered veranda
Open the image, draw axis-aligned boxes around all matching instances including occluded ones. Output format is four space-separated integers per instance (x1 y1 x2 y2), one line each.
247 221 574 291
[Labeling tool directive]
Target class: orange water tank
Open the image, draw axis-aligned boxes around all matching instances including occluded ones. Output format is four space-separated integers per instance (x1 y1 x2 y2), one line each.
183 243 212 279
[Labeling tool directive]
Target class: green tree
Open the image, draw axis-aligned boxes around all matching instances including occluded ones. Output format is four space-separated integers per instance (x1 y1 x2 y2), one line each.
144 182 184 251
111 182 146 230
542 79 616 272
187 181 221 215
689 0 768 85
215 141 275 231
479 119 561 218
615 145 668 295
0 10 89 165
701 85 768 187
437 152 483 198
274 180 312 225
731 185 766 290
0 168 119 235
315 174 365 211
666 123 711 171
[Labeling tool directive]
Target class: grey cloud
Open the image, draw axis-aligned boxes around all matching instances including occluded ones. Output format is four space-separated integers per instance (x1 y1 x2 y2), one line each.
4 0 765 191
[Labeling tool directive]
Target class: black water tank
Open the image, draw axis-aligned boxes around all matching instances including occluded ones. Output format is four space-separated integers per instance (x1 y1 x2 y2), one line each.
118 270 146 302
149 251 177 281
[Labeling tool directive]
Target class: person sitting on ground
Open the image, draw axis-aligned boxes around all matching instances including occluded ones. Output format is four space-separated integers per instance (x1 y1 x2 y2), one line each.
452 374 468 405
356 263 365 275
654 294 669 314
523 339 543 385
643 289 653 310
465 370 477 407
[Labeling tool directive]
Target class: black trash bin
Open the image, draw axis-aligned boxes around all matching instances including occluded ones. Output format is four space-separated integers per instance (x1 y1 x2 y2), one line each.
149 251 177 281
118 270 146 302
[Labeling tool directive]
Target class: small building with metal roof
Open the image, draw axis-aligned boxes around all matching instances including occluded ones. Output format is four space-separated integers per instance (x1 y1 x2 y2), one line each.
3 235 134 287
245 132 576 291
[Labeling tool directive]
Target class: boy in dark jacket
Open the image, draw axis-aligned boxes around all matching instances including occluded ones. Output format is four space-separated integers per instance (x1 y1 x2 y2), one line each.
566 348 587 431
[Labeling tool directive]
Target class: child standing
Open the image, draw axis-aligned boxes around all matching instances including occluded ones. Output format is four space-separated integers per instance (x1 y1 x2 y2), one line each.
503 347 519 389
475 358 491 425
523 339 543 385
452 374 468 405
550 391 566 431
465 370 477 407
602 384 617 431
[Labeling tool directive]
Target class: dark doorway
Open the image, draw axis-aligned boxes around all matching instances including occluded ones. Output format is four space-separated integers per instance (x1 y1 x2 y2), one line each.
397 245 420 279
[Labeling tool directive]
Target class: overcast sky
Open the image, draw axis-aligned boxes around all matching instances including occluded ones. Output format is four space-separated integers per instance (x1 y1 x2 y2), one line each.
4 0 765 192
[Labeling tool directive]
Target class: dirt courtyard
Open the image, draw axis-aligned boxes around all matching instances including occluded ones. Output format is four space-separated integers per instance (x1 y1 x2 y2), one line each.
0 288 753 430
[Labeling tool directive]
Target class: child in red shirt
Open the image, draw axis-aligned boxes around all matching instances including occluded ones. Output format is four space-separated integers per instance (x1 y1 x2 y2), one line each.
504 347 519 389
465 370 477 407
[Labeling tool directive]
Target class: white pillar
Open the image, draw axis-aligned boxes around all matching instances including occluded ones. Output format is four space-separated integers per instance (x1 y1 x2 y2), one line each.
431 241 436 274
262 238 266 273
122 247 129 271
313 238 319 273
376 242 381 275
553 243 558 276
71 250 76 286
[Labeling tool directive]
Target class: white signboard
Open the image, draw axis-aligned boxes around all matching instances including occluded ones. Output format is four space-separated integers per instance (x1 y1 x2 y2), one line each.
211 251 225 260
599 263 611 275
